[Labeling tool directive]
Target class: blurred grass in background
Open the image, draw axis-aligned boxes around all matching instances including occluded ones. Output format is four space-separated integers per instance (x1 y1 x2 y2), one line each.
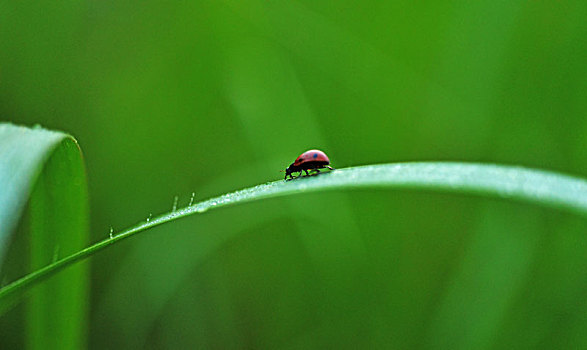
1 0 586 348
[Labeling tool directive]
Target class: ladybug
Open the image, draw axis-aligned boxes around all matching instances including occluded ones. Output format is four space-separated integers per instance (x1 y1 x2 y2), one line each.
284 149 335 180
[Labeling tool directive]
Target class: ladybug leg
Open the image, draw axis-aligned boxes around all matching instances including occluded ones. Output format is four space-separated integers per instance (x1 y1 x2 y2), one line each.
303 169 310 176
326 166 335 170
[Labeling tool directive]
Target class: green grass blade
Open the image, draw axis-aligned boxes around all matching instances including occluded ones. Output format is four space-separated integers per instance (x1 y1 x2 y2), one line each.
0 124 89 349
0 124 63 260
0 161 585 313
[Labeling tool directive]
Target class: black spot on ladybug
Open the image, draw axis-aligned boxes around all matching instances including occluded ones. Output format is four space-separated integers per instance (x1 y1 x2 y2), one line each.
313 153 318 158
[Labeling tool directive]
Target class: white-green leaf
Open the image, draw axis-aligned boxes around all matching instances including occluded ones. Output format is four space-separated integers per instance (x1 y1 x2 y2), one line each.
0 123 89 349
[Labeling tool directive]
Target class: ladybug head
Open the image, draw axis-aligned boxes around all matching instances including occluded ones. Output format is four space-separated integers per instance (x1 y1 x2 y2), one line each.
284 163 297 180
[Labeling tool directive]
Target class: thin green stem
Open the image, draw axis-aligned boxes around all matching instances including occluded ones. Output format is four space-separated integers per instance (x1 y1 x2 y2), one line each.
1 162 586 302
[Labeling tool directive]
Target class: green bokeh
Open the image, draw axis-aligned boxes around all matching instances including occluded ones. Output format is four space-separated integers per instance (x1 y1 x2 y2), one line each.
1 0 586 348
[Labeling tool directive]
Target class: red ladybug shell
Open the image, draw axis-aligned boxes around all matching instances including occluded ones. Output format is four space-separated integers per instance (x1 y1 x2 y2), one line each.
293 150 330 166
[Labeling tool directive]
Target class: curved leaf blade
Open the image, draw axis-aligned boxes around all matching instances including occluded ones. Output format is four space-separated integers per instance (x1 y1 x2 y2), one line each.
0 161 585 314
0 123 89 349
188 163 587 217
0 124 64 261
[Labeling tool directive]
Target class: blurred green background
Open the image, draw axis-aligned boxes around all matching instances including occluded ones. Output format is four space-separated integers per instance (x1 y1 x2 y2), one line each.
2 0 587 348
